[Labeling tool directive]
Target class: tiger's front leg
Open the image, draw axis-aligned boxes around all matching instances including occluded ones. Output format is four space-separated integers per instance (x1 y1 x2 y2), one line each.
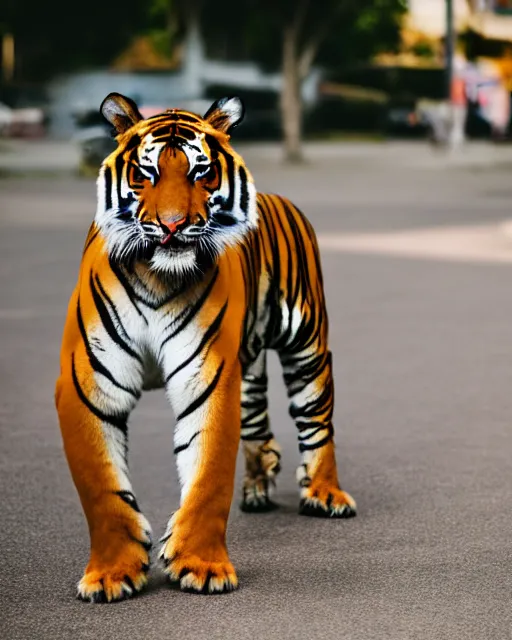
159 340 241 594
55 290 151 603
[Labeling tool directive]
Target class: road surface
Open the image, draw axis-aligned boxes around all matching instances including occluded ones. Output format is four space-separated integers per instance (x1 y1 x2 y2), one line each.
1 141 511 639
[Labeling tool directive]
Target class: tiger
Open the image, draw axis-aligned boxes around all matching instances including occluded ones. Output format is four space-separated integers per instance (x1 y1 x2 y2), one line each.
55 92 356 603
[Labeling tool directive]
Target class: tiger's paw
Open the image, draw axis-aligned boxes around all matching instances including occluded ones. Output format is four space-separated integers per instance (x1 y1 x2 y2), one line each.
240 473 280 512
161 552 238 594
77 554 150 603
77 523 152 603
299 487 357 519
240 438 281 513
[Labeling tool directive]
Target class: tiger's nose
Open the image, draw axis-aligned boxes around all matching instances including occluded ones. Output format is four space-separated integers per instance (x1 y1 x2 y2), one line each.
156 212 188 238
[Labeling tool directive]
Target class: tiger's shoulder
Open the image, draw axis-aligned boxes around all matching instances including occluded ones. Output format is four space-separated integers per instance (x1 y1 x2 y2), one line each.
255 192 317 239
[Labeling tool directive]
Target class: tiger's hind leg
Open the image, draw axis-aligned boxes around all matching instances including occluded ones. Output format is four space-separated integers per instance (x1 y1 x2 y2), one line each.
240 351 282 512
56 324 151 603
279 348 356 518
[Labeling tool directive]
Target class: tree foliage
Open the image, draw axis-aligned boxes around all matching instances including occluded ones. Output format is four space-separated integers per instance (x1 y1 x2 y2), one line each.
200 0 406 73
0 0 152 80
193 0 406 161
1 0 406 82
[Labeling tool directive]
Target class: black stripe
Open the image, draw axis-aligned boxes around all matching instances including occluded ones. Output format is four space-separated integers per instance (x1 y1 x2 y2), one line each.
104 167 112 210
94 274 131 341
289 385 333 419
173 430 200 455
298 425 330 442
188 161 211 183
122 134 141 152
115 153 125 205
126 529 152 552
176 360 225 421
298 428 333 452
76 297 139 398
286 310 321 354
83 225 100 255
258 196 283 347
149 125 173 139
174 113 202 123
241 397 267 410
270 199 295 349
177 125 198 141
159 267 219 356
239 165 249 214
145 113 174 122
241 431 272 442
108 258 148 323
148 111 202 124
241 407 268 424
283 352 331 392
71 354 128 433
291 385 332 420
89 273 143 363
116 490 141 512
165 302 227 383
282 199 309 300
239 240 259 339
117 260 192 311
223 151 235 211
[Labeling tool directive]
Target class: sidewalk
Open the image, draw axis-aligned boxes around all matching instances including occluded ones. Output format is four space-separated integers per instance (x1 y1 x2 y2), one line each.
318 221 512 266
3 138 512 175
241 139 512 171
0 139 79 174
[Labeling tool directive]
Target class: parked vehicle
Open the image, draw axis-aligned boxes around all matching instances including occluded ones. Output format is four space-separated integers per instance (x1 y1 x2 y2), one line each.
73 108 116 175
0 102 12 136
0 101 45 138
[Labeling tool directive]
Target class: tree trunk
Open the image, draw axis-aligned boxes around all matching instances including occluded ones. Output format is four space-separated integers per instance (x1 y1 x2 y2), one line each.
180 0 205 101
280 26 303 163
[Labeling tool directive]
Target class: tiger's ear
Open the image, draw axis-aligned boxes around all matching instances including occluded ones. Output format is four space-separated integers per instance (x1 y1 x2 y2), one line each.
100 93 143 135
204 96 245 134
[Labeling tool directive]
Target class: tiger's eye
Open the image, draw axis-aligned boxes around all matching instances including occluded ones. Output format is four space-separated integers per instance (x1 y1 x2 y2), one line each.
131 165 145 183
202 164 217 182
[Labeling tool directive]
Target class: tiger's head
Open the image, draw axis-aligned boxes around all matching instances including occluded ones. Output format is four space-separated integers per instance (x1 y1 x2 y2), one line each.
95 93 257 277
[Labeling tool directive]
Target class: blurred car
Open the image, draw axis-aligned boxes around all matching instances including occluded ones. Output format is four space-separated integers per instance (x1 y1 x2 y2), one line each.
385 99 430 138
0 101 45 138
0 102 13 136
0 102 45 138
9 108 45 137
73 108 116 176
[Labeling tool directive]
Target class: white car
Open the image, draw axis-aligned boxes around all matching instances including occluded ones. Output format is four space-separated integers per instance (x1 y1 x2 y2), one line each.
0 101 45 137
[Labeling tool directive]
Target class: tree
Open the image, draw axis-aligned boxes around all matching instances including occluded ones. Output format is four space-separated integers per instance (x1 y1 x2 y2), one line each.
244 1 407 162
0 0 151 81
198 0 406 162
150 0 205 98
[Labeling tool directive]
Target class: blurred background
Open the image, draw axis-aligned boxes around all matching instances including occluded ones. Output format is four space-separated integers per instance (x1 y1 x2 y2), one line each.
2 0 512 164
2 3 512 639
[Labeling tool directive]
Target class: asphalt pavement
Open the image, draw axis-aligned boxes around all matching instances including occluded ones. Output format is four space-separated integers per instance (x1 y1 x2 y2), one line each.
1 141 511 640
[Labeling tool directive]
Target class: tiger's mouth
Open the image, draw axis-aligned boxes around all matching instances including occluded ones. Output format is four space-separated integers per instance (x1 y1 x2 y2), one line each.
155 216 200 251
159 232 196 250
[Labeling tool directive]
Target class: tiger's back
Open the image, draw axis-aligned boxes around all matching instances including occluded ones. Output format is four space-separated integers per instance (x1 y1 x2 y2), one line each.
240 192 327 360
